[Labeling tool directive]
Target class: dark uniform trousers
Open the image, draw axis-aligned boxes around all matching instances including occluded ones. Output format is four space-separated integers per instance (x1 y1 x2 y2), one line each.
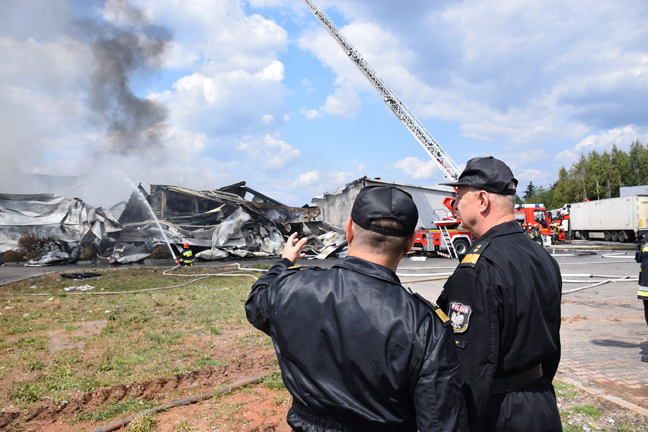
438 221 562 432
245 257 469 432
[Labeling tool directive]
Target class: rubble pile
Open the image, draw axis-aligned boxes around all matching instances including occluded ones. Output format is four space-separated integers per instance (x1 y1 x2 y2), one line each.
0 182 347 265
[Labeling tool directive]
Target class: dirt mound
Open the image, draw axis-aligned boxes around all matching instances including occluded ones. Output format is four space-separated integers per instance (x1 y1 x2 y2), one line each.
1 354 277 430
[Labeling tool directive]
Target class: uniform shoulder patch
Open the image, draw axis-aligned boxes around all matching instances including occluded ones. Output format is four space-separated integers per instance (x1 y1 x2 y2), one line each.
411 292 450 325
449 301 472 333
282 265 325 278
459 240 490 268
287 265 323 271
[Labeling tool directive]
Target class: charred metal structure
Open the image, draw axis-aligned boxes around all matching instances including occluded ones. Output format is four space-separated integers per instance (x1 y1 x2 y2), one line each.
0 182 345 265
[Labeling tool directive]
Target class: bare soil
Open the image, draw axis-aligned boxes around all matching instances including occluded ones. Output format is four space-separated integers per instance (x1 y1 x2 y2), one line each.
1 335 288 431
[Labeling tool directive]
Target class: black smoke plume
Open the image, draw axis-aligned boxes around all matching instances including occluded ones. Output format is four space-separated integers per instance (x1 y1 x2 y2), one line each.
83 0 172 155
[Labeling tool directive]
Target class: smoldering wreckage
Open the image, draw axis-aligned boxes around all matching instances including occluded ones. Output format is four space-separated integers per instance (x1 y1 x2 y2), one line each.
0 182 347 266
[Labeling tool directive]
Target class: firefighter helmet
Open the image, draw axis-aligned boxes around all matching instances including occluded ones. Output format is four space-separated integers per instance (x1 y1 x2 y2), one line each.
184 242 189 248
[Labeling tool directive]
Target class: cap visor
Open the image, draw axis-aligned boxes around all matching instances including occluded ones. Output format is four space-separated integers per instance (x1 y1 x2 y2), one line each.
438 181 468 187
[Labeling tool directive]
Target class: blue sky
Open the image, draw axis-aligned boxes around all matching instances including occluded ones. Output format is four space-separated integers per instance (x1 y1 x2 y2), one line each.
1 0 647 208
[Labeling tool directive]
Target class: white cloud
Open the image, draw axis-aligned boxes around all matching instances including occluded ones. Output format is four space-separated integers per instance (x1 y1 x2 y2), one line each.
295 170 320 186
238 134 300 169
549 126 648 168
3 0 648 209
321 87 362 118
515 169 553 185
300 108 322 119
299 0 648 146
0 0 296 204
574 126 647 152
291 169 354 190
392 157 439 179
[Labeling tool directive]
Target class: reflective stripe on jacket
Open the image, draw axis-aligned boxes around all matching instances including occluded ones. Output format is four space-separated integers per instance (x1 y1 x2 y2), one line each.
182 249 195 263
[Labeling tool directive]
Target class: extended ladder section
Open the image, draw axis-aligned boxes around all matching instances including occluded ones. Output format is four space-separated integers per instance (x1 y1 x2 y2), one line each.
440 226 457 259
303 0 462 183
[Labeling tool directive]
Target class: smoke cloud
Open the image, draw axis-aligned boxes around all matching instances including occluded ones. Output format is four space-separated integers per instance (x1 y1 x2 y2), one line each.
0 0 173 206
84 0 172 156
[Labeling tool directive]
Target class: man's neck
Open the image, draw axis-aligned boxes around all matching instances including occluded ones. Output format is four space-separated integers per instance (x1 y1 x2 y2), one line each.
474 214 515 238
348 249 400 272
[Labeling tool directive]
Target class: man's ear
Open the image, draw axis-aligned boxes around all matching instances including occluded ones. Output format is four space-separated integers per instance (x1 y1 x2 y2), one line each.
346 217 354 245
478 191 490 213
402 231 417 254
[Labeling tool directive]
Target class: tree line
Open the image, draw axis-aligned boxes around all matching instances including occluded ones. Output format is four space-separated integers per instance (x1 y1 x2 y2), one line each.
520 140 647 210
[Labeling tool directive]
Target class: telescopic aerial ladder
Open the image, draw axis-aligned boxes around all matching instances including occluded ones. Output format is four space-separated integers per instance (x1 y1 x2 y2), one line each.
302 0 462 184
302 0 464 257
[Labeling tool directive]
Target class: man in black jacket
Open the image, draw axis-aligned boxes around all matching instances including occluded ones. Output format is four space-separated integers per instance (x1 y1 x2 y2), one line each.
438 157 562 431
245 185 468 432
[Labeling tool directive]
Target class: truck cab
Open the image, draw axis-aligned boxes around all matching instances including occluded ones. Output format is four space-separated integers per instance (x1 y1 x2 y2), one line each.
515 204 564 245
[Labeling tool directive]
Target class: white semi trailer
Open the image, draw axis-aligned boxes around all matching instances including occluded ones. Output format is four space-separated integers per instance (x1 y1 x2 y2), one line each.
570 195 648 242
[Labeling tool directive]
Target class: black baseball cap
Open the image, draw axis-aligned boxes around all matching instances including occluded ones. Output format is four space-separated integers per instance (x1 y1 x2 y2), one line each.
351 185 419 237
440 156 518 195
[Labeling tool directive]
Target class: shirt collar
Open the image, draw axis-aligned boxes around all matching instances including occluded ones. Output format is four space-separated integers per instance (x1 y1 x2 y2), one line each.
333 256 401 285
479 220 522 241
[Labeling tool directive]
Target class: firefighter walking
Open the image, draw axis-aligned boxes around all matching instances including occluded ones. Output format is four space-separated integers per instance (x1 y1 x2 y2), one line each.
178 242 195 266
635 236 648 362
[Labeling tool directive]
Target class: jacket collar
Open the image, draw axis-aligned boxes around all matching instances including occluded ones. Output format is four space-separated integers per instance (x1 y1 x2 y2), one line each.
333 256 401 285
479 220 523 241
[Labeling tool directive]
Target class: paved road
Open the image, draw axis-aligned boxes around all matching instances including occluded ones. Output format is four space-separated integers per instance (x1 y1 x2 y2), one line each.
2 241 647 410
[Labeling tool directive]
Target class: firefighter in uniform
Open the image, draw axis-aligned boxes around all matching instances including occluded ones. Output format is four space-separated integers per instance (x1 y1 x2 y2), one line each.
531 225 543 247
526 225 534 240
178 242 195 266
635 236 648 362
438 157 562 431
551 222 560 244
246 185 468 432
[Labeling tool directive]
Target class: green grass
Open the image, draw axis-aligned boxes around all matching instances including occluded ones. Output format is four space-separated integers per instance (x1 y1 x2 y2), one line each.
555 380 648 431
189 354 228 369
572 404 602 418
0 267 266 411
554 380 581 398
126 414 157 432
260 372 286 391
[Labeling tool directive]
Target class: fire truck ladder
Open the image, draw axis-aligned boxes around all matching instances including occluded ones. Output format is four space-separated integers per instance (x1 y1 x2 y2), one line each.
440 226 457 259
302 0 462 183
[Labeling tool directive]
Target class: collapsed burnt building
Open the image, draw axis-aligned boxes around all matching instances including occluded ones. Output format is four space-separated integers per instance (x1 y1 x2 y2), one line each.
0 182 347 265
118 182 345 260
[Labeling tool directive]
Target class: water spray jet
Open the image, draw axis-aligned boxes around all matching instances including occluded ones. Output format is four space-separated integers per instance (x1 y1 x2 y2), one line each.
116 171 177 262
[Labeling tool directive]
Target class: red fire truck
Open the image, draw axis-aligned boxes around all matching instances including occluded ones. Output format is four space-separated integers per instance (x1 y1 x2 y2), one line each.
411 197 475 258
515 204 567 244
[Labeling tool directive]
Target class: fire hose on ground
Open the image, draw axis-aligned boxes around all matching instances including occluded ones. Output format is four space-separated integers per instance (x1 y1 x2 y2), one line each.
0 263 267 296
91 370 279 432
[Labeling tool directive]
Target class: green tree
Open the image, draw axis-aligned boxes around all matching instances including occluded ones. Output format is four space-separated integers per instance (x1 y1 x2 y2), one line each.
537 140 648 207
553 166 575 206
523 181 536 201
570 155 588 202
628 140 647 185
609 144 630 197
